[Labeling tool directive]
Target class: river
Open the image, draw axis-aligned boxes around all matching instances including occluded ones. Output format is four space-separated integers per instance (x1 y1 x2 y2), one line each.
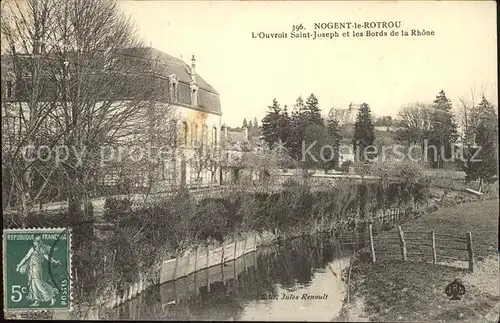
110 233 362 321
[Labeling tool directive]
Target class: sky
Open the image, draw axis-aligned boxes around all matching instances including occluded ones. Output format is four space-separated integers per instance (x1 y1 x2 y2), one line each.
118 0 497 127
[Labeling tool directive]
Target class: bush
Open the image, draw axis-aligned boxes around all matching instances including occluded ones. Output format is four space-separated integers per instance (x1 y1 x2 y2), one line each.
339 160 353 172
103 197 132 222
368 160 431 205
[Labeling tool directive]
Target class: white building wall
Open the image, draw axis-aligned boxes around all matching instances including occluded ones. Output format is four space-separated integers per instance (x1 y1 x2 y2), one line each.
152 102 223 191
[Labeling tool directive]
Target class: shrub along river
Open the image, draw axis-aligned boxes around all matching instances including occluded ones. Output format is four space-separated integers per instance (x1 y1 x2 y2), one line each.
105 231 375 321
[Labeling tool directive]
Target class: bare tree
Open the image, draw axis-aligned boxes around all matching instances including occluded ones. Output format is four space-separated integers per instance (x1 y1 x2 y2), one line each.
396 102 434 145
190 143 211 189
2 0 177 225
203 145 221 187
1 0 63 225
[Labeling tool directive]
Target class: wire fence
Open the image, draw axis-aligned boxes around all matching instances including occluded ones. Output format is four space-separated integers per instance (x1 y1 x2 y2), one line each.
368 224 474 271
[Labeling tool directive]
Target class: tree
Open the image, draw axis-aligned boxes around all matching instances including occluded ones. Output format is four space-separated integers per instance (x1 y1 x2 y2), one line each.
374 116 393 127
253 117 259 129
247 119 261 139
456 92 477 146
279 105 292 146
1 0 171 226
242 118 248 129
190 143 211 188
469 96 498 137
396 103 433 146
287 94 325 161
261 99 284 149
1 0 60 225
303 94 323 126
203 145 221 187
326 117 342 169
428 90 458 168
461 96 498 190
288 96 307 160
353 103 375 161
301 124 333 170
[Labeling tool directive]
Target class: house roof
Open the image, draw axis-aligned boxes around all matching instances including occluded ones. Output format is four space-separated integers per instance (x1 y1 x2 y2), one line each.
226 130 248 143
121 47 219 95
1 47 221 113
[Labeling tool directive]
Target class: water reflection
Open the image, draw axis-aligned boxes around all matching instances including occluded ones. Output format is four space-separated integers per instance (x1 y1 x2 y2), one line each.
113 233 360 321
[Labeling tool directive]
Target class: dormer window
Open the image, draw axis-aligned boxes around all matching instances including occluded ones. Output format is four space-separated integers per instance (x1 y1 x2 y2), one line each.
190 81 198 106
168 74 178 102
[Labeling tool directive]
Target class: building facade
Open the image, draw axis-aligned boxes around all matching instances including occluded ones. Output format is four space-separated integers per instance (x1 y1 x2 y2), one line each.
328 103 361 126
1 47 223 198
134 48 223 191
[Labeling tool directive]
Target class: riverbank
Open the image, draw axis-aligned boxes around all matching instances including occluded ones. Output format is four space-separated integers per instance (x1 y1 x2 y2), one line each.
337 198 499 322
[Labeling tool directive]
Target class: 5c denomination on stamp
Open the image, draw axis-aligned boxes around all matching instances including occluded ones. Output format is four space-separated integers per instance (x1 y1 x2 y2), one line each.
3 228 72 312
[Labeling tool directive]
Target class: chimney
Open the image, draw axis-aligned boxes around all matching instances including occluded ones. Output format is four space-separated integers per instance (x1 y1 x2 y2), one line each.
190 54 196 81
243 126 248 140
190 54 198 106
222 124 228 141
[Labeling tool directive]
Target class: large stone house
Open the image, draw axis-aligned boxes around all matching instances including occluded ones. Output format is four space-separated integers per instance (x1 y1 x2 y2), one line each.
218 126 268 185
1 47 222 198
328 103 361 126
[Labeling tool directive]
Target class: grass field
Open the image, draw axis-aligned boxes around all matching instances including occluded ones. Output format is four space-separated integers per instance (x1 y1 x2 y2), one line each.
341 199 499 322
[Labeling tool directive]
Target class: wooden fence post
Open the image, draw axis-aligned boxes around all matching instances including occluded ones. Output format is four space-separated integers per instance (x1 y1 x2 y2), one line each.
431 231 437 265
369 224 376 263
466 232 474 272
206 245 210 292
172 256 179 280
233 239 237 276
185 251 192 277
234 238 237 258
221 244 225 282
243 237 248 273
397 226 407 262
194 247 198 273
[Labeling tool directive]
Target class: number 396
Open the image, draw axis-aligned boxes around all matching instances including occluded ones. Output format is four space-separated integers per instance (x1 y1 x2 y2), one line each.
11 285 28 302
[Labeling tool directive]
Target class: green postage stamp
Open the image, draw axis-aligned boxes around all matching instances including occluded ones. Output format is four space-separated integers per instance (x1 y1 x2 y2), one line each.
3 228 72 312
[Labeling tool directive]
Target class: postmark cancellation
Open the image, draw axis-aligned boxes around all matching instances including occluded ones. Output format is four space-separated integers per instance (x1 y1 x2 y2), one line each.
3 228 72 312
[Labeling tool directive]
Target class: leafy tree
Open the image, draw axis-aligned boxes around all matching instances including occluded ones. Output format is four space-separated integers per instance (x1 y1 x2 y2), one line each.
461 96 498 190
396 103 433 146
261 99 284 149
353 103 375 161
469 96 498 137
304 94 324 126
428 90 458 168
287 96 306 160
326 117 342 169
374 116 393 127
301 124 333 170
248 121 261 139
279 105 292 146
287 94 325 161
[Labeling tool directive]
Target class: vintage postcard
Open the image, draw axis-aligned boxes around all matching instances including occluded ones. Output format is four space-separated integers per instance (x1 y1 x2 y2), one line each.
1 0 498 321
